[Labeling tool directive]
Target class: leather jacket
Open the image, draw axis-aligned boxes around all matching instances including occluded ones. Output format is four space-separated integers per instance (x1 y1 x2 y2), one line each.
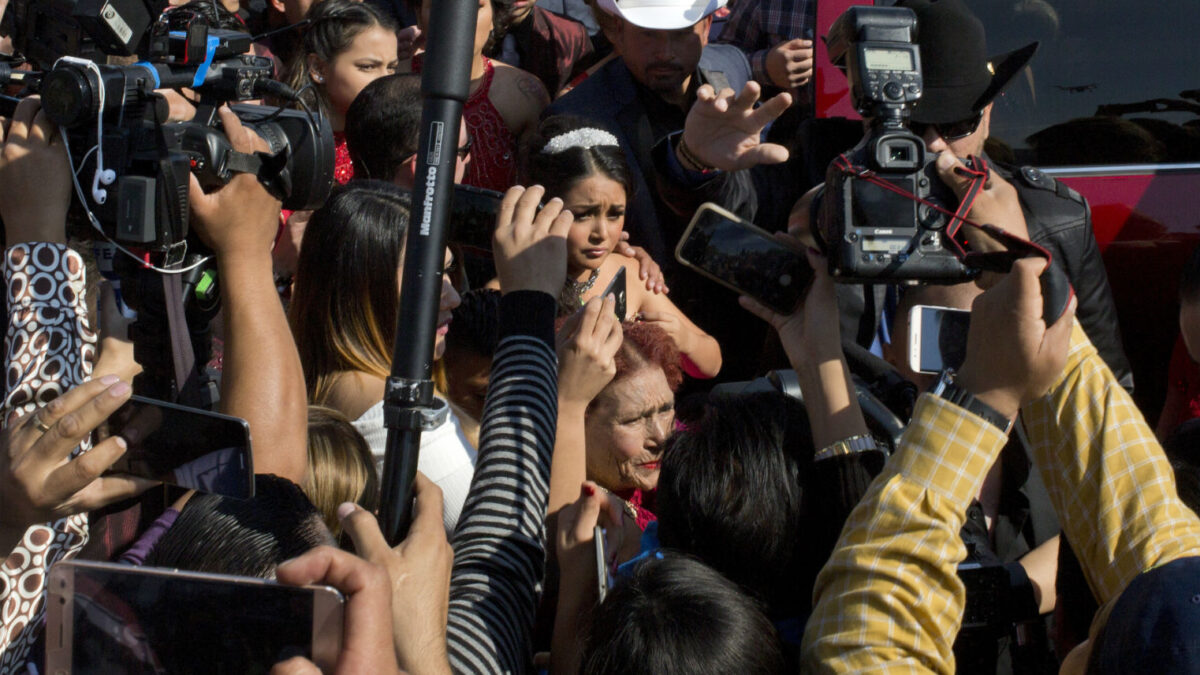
999 162 1133 391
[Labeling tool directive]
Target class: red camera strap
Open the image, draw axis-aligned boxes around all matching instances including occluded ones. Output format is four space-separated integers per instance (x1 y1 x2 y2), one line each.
830 153 1053 272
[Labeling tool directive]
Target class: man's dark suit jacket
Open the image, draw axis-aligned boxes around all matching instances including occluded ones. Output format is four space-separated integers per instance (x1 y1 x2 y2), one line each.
545 44 754 264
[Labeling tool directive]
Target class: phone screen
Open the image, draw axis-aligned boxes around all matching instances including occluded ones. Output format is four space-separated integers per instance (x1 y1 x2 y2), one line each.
676 204 810 314
53 562 341 674
914 306 971 373
103 396 254 499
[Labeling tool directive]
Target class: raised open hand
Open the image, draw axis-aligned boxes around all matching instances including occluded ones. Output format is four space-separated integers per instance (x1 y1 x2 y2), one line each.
679 82 792 172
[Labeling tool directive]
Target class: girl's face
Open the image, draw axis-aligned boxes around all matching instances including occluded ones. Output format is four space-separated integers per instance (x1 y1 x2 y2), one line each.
311 26 399 118
562 174 626 276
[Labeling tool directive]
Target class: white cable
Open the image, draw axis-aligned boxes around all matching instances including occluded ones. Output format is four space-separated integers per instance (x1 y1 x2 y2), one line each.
61 132 211 276
55 57 116 203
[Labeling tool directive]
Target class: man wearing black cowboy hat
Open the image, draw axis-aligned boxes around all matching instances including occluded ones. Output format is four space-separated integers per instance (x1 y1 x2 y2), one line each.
894 0 1131 391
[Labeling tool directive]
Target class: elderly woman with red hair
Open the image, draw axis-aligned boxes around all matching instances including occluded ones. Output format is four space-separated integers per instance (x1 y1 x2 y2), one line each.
550 302 681 530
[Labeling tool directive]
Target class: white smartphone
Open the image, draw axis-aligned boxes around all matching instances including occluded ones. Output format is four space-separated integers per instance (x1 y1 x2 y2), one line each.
908 304 971 375
45 560 344 673
594 525 610 603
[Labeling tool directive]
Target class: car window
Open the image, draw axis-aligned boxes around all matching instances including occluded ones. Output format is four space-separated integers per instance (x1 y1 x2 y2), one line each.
963 0 1200 167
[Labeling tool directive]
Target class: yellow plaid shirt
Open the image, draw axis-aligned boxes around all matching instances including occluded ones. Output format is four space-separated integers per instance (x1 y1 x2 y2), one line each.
802 321 1200 673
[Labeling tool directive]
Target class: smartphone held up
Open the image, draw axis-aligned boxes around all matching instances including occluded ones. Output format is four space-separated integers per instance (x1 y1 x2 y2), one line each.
675 203 813 315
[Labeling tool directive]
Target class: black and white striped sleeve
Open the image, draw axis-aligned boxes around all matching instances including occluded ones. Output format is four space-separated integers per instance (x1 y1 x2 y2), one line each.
447 290 558 675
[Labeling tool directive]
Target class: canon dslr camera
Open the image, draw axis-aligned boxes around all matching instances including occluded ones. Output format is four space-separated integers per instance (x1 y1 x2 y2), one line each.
815 6 975 284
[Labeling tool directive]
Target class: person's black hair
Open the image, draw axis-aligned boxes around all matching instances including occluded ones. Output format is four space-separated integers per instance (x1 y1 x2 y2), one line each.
287 0 398 115
524 115 634 203
446 288 502 357
345 73 424 181
144 474 333 578
1181 242 1200 304
656 392 815 618
580 554 784 674
289 180 412 402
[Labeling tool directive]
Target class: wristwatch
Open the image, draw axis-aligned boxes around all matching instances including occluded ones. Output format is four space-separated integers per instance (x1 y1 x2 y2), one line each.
929 369 1014 434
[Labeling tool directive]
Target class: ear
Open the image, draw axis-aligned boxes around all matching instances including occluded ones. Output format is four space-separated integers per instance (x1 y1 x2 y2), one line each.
394 155 419 187
307 53 326 85
268 0 286 15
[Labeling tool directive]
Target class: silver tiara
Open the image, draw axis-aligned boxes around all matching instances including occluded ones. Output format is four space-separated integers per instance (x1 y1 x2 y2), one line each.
543 128 620 154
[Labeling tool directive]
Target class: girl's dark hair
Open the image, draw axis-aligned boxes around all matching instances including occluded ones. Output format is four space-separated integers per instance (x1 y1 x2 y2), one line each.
144 474 332 578
287 0 397 114
656 392 816 618
446 288 503 357
524 115 634 203
289 180 410 403
581 554 785 674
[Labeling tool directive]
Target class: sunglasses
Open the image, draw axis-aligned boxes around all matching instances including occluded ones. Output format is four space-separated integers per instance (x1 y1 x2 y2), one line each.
910 111 985 142
456 134 473 160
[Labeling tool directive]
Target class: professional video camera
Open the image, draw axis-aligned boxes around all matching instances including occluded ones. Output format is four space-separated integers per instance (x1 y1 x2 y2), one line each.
814 5 978 284
0 0 333 258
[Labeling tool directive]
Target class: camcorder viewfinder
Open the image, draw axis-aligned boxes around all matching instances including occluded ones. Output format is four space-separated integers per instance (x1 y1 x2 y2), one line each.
816 5 976 284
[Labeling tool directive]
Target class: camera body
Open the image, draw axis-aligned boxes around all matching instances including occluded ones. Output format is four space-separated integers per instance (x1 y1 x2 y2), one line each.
2 1 333 255
816 6 975 284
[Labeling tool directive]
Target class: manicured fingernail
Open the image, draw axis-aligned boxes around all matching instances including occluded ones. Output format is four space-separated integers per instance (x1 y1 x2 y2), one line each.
108 381 131 397
98 374 119 386
549 197 562 204
337 502 357 521
583 484 596 497
114 436 127 450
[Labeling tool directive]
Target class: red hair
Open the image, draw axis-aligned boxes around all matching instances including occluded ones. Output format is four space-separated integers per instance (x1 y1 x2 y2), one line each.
614 321 682 391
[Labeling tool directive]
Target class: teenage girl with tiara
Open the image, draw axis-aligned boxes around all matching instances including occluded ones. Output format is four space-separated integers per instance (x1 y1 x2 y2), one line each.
490 115 723 378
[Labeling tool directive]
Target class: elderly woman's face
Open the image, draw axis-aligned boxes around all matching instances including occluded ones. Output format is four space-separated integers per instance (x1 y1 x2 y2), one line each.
584 367 675 493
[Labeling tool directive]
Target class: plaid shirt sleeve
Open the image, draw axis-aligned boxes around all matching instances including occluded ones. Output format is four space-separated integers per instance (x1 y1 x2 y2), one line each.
1022 321 1200 634
802 392 1009 674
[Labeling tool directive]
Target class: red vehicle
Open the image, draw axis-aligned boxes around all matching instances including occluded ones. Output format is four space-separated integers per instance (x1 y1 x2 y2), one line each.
814 0 1200 420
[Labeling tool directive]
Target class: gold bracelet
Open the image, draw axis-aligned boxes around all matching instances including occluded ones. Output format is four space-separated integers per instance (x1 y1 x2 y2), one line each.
813 434 879 463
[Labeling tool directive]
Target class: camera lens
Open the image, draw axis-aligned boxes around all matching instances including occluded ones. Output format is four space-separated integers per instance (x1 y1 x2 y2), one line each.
41 67 96 130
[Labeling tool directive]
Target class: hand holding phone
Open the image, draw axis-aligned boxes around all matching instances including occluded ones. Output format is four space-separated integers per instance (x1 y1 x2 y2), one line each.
676 203 812 314
46 561 345 673
101 396 254 499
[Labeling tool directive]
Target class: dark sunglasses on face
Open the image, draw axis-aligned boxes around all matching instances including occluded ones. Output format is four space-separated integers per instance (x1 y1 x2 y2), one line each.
910 111 985 142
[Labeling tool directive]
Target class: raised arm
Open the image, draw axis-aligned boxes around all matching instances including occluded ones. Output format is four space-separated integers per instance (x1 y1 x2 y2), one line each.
446 185 572 674
187 106 307 483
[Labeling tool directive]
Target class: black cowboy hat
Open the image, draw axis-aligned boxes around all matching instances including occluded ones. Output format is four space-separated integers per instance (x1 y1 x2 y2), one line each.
896 0 1039 124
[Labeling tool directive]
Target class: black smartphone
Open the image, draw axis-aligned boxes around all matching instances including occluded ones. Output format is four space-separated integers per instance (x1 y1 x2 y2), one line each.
908 305 971 374
450 184 504 254
675 203 812 314
601 267 627 321
101 395 254 499
46 560 344 674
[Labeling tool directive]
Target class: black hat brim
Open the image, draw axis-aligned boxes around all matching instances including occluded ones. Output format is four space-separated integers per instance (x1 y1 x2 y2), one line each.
913 41 1039 124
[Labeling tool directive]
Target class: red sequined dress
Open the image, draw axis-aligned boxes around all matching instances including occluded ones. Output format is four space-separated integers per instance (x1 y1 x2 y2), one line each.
333 131 354 185
413 54 518 192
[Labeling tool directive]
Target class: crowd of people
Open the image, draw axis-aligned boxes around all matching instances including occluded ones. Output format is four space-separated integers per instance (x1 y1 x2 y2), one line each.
0 0 1196 673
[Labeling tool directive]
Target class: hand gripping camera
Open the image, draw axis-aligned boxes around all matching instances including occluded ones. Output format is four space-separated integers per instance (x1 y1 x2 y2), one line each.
814 6 977 284
1 0 333 258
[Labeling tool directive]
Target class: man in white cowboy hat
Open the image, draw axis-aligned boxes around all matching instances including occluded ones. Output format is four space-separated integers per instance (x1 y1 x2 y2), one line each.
546 0 796 383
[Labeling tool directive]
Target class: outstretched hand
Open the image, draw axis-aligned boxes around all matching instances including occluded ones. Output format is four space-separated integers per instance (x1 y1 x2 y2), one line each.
271 547 402 675
557 296 623 408
0 376 157 533
0 97 72 245
957 258 1076 421
681 82 792 172
493 185 574 296
739 246 840 370
339 473 453 675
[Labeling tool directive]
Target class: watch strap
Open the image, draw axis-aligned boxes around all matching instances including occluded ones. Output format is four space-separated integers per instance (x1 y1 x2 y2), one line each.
931 370 1014 434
